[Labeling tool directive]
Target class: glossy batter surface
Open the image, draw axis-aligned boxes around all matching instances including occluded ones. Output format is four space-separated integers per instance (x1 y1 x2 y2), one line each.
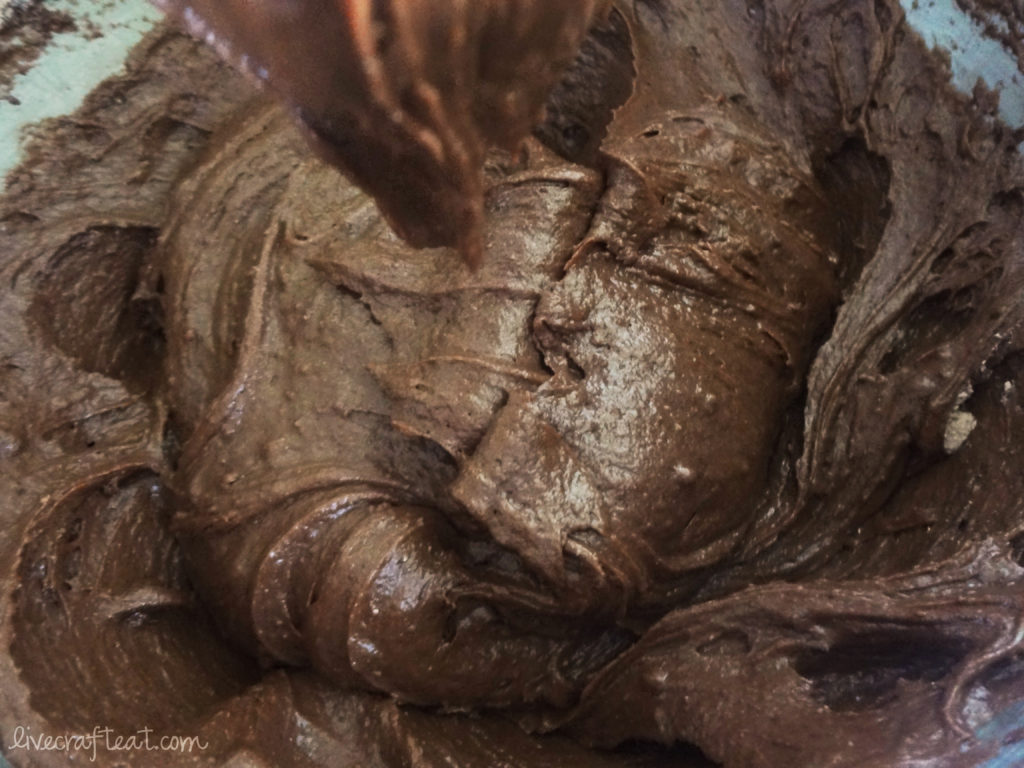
2 2 1024 766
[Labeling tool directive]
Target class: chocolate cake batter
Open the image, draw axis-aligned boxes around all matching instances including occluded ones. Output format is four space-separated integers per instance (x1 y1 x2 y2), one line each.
2 1 1023 766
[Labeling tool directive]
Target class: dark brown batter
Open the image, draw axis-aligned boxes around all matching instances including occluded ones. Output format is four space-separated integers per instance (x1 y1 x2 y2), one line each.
2 2 1024 766
152 0 609 266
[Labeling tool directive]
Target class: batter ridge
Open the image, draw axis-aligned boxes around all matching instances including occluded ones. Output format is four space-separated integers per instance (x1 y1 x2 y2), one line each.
1 2 1023 766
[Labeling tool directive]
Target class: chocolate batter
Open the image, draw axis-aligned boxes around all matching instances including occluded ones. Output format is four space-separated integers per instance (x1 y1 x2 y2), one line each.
2 1 1023 766
151 0 609 266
